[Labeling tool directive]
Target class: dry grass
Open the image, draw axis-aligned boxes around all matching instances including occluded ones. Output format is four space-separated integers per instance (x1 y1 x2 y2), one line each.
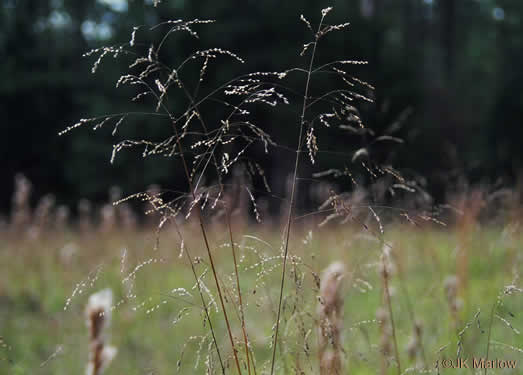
2 6 523 375
85 289 117 375
1 216 522 374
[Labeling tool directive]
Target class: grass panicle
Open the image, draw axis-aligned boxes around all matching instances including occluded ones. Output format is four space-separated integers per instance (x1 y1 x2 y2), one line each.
3 5 518 375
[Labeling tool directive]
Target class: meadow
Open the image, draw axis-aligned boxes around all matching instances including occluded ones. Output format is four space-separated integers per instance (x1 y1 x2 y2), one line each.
2 7 522 375
1 206 521 374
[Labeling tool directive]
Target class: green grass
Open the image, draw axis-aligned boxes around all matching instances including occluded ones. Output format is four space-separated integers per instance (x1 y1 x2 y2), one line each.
1 224 521 374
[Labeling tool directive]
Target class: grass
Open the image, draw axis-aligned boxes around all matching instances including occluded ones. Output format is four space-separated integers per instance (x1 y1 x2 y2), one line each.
3 7 522 375
1 223 521 374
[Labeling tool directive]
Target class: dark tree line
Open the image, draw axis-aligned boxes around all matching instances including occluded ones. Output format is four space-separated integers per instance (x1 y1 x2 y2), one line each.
2 0 522 214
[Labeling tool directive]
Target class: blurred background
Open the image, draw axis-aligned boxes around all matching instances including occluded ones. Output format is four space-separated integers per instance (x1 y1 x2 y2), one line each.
2 0 523 218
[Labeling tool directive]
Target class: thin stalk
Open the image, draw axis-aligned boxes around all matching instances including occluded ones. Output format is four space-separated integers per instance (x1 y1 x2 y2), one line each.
170 218 225 374
133 76 236 373
178 80 252 375
179 151 243 375
166 106 243 374
382 254 402 375
225 206 252 375
138 62 243 373
484 299 498 375
209 256 258 375
390 246 428 369
270 15 325 375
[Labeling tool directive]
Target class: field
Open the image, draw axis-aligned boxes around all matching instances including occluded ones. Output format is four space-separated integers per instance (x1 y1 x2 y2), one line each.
1 218 522 374
2 7 523 375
